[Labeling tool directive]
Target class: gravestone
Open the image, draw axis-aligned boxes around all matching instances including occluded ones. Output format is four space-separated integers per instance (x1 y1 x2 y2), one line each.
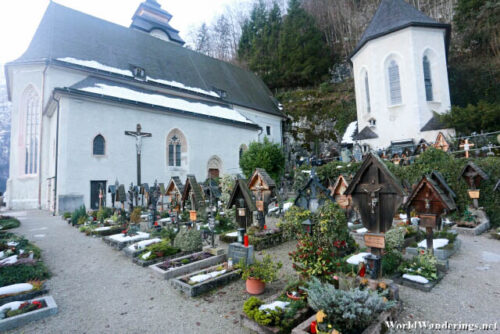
227 242 254 265
345 153 405 278
459 162 489 209
405 175 456 252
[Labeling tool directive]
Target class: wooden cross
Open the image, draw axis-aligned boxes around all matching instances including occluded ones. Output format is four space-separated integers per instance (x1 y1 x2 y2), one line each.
359 180 384 215
459 139 474 158
125 124 152 186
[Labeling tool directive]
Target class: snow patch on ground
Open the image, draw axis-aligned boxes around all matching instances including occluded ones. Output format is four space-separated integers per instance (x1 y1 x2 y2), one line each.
355 227 368 233
128 238 162 251
283 202 293 212
0 283 33 296
403 274 429 284
94 226 112 232
141 251 152 260
0 301 23 313
0 255 18 265
417 238 449 249
346 252 371 265
259 301 289 312
189 270 226 283
109 232 150 242
225 232 238 237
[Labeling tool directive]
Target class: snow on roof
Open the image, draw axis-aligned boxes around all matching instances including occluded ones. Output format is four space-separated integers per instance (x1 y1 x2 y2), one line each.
57 57 220 98
342 121 357 144
78 83 254 124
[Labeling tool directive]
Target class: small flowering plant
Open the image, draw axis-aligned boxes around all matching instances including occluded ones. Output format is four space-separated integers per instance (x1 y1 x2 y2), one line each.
398 249 438 280
2 300 46 318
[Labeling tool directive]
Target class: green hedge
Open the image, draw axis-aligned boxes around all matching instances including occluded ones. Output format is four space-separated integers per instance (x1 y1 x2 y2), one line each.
0 262 51 287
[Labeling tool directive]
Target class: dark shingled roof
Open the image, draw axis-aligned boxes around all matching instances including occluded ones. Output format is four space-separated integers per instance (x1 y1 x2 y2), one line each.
351 0 451 59
227 179 257 211
182 175 205 210
166 176 184 195
421 115 447 131
430 171 456 199
352 126 378 140
9 2 282 117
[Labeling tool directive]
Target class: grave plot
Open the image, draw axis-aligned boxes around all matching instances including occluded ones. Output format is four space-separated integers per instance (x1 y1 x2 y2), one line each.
0 296 58 332
0 282 48 306
247 227 284 251
170 263 241 297
150 251 226 280
405 229 460 261
123 238 162 258
131 240 182 267
103 231 150 250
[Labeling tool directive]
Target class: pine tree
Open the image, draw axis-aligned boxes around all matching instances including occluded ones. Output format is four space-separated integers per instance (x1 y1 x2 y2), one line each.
278 0 332 88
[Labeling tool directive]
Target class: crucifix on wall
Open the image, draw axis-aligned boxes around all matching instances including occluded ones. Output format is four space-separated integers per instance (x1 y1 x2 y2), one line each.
125 124 152 186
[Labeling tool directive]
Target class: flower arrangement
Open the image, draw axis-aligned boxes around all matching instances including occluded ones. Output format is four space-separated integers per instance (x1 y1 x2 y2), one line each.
398 249 438 280
0 299 46 319
239 253 282 283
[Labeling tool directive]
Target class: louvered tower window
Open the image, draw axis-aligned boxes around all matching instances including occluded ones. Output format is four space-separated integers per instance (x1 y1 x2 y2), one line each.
388 60 402 105
423 56 433 101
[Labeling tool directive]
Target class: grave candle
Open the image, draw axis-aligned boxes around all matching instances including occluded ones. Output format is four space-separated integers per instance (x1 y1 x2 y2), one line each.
244 235 249 247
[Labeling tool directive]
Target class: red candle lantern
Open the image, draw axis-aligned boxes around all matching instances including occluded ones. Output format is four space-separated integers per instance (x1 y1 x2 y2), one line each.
244 234 249 247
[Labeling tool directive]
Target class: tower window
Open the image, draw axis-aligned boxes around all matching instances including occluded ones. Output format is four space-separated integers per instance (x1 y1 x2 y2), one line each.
266 126 271 136
423 56 433 101
364 72 371 113
369 118 376 127
388 60 402 105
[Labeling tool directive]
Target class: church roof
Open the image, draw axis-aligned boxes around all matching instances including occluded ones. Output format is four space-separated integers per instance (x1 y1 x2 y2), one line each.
59 77 259 129
351 0 451 59
352 126 378 140
420 115 447 131
8 2 282 117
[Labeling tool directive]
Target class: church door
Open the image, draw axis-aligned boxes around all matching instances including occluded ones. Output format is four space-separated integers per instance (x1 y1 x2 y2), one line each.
90 180 107 210
208 168 220 178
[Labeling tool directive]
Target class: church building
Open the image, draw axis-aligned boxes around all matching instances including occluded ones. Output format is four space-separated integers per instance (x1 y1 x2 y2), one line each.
345 0 455 151
4 0 284 212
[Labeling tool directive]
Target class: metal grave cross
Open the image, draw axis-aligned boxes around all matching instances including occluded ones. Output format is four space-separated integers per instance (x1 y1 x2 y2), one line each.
125 124 152 186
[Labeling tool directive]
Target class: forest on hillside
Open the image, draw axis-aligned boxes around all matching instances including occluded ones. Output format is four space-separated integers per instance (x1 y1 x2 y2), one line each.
186 0 499 149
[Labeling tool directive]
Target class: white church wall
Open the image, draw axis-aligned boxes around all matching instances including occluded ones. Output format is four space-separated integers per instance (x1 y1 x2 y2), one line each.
6 64 45 209
352 26 451 150
234 105 283 144
55 95 258 211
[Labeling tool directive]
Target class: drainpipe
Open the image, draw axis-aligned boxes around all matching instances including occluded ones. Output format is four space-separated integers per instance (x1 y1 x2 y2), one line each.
53 96 60 216
38 63 49 209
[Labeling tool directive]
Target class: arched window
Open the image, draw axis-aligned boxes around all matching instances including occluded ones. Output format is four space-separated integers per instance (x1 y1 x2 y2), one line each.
423 56 433 101
364 72 371 113
168 136 181 166
388 60 402 105
23 86 40 175
167 129 187 167
93 135 105 155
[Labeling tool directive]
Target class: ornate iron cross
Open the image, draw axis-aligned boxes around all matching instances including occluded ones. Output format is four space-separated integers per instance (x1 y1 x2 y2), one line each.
125 124 152 186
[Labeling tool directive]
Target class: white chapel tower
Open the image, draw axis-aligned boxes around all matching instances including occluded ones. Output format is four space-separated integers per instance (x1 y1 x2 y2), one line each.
349 0 455 150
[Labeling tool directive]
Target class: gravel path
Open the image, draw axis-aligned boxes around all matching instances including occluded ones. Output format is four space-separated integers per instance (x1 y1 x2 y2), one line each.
3 210 500 333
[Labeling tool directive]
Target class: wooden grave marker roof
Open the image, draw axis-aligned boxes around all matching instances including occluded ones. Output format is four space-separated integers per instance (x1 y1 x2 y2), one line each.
248 168 276 191
459 161 489 188
166 176 184 196
405 175 456 214
433 132 450 152
182 175 205 210
227 178 257 211
329 174 350 197
345 153 406 233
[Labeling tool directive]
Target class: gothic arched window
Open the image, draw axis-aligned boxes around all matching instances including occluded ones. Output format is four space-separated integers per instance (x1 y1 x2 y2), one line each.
364 72 371 113
388 60 402 105
93 135 105 155
167 129 187 167
23 86 40 175
423 56 433 101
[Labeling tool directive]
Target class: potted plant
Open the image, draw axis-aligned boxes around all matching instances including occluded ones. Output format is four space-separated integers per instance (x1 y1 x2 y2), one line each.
239 253 282 295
